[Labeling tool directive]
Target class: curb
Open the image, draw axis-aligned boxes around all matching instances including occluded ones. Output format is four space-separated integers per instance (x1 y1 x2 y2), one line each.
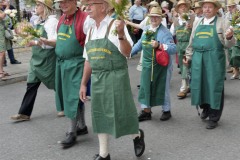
0 73 27 86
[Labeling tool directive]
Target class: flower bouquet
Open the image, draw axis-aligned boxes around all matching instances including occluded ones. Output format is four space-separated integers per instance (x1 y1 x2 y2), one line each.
231 11 240 40
15 20 41 46
181 12 190 30
145 29 155 41
4 9 18 28
110 0 130 35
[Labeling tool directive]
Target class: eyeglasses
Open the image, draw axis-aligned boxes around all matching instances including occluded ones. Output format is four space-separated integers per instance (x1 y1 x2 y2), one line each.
85 2 103 7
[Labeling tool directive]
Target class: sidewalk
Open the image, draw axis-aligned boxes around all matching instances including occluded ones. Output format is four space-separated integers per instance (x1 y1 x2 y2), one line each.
0 47 31 86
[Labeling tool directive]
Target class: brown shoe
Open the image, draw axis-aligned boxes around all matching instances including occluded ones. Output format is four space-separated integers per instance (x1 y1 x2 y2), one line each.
11 114 30 121
177 91 187 99
227 68 233 73
57 111 65 117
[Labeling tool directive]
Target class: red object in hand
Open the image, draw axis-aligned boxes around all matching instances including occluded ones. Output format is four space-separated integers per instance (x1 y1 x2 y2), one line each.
156 45 169 66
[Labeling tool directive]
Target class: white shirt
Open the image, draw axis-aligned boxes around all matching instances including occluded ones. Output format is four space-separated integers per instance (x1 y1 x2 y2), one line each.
35 15 58 49
202 16 215 25
83 15 133 60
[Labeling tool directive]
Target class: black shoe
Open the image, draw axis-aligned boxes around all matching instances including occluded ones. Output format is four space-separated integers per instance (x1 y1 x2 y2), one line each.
11 60 21 64
60 132 76 148
138 110 152 122
133 129 145 157
93 154 111 160
178 71 181 74
160 111 172 121
206 121 218 129
200 108 209 120
3 62 7 67
137 85 140 89
77 126 88 136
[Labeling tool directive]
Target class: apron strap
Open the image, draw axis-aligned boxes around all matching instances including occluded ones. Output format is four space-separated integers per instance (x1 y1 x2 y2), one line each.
105 19 115 38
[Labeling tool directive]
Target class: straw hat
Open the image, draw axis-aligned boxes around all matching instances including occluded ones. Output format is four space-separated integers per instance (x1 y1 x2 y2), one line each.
193 1 201 9
226 0 237 6
199 0 222 9
147 1 160 7
148 7 163 17
161 1 169 8
175 0 190 12
36 0 54 9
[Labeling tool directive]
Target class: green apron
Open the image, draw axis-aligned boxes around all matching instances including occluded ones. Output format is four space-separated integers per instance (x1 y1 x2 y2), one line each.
191 17 225 110
138 26 167 106
55 14 85 119
28 23 56 89
231 26 240 67
176 24 191 78
85 20 139 138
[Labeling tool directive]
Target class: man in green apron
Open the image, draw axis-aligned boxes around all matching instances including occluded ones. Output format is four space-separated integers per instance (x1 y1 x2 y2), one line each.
184 0 235 129
54 0 91 148
170 0 195 99
11 0 58 121
225 0 240 79
80 0 145 159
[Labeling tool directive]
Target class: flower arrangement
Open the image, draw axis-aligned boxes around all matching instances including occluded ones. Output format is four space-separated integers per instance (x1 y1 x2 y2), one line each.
15 20 41 46
145 29 155 41
4 9 18 28
231 11 240 40
110 0 129 35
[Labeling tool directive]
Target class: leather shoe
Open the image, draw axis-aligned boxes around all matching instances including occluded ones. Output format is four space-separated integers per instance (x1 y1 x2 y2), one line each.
133 129 145 157
138 110 151 122
11 60 21 64
160 111 172 121
200 108 209 120
93 154 110 160
206 121 218 129
60 132 76 148
77 126 88 136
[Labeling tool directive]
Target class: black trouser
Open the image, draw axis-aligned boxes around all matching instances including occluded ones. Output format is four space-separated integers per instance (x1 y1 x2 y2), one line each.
200 89 224 122
132 19 143 44
18 82 41 116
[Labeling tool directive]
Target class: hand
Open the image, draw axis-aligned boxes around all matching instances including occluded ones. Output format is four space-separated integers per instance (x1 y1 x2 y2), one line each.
225 27 234 39
26 40 35 47
79 85 88 103
39 37 48 46
151 40 159 49
115 19 125 36
183 57 189 66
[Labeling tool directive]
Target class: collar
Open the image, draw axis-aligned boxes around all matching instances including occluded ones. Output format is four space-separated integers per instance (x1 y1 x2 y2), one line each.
203 16 215 24
149 25 160 32
92 15 111 28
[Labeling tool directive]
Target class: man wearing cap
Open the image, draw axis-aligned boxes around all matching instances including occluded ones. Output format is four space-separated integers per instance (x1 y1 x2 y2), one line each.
131 7 176 122
80 0 145 159
184 0 235 129
170 0 195 99
161 1 172 28
225 0 240 79
54 0 91 148
11 0 59 121
193 1 203 18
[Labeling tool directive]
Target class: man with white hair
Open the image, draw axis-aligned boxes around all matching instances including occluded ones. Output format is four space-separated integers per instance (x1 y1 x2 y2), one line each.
80 0 145 159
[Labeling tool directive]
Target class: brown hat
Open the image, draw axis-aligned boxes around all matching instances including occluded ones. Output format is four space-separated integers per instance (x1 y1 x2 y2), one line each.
148 7 163 17
175 0 190 12
36 0 53 9
199 0 222 9
226 0 237 6
147 1 160 7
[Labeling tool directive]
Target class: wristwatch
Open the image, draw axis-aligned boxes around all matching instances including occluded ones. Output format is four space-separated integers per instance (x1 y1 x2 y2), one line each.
118 35 126 40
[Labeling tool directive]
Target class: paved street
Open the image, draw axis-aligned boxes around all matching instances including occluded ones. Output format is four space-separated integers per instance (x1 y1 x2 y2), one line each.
0 53 240 160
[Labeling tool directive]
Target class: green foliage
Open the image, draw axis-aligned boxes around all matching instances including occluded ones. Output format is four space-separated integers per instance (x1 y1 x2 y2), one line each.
110 0 129 20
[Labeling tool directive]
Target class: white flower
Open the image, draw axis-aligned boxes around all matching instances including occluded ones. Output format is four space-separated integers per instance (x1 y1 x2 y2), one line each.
4 9 12 15
9 13 16 18
12 9 18 14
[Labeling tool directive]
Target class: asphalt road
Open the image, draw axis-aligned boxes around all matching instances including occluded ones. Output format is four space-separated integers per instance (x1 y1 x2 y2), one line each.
1 54 240 160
